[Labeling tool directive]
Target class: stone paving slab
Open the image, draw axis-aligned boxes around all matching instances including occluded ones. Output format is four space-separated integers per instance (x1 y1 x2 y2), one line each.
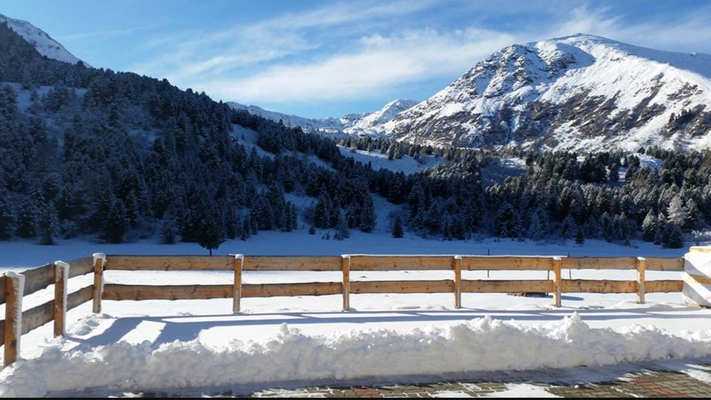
58 359 711 398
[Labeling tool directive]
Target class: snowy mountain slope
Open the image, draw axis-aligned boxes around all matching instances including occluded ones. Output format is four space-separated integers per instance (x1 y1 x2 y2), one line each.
381 34 711 152
347 99 418 134
229 102 347 133
229 99 417 136
0 14 87 66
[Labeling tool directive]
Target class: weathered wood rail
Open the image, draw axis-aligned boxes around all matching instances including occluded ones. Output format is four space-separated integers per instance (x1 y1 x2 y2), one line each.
0 254 105 368
0 253 686 369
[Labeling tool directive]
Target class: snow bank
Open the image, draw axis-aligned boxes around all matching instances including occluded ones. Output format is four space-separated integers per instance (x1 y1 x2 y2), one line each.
3 314 711 396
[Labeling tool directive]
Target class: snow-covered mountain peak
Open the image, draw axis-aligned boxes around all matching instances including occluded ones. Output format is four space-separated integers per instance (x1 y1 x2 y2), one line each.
383 34 711 152
351 99 419 130
0 14 88 66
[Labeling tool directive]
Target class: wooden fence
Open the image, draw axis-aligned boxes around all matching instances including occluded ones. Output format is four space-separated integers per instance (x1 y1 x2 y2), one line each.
0 253 686 368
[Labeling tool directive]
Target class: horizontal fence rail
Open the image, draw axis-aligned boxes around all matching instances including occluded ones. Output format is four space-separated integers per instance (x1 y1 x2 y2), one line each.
0 253 686 370
98 254 686 310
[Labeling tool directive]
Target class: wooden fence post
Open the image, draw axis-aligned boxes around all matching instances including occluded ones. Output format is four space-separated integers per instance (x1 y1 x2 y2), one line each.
232 254 244 313
342 255 351 311
637 257 646 304
454 256 462 309
54 261 70 338
92 253 106 313
552 257 562 308
3 272 24 367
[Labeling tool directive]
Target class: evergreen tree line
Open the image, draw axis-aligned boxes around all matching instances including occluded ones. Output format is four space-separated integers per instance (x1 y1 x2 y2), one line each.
1 21 710 251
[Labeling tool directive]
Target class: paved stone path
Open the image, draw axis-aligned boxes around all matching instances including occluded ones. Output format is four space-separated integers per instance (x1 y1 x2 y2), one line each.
65 359 711 398
250 371 711 398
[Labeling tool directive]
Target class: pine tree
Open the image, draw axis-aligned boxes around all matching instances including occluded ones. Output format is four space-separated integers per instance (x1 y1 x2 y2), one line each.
641 210 658 242
527 207 548 241
450 215 466 240
334 212 349 241
609 163 620 183
494 203 522 239
387 143 396 161
289 203 298 231
575 228 585 245
314 193 332 229
160 216 178 244
241 216 251 241
655 212 666 245
662 222 684 249
667 195 688 227
561 215 577 240
392 216 404 238
105 199 129 244
686 199 703 229
0 191 13 240
250 213 259 236
15 199 38 239
359 196 376 233
38 203 58 245
194 200 225 256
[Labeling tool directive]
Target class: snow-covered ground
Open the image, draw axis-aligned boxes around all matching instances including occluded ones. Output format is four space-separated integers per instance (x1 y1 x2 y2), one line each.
337 146 444 174
0 230 689 269
0 234 707 396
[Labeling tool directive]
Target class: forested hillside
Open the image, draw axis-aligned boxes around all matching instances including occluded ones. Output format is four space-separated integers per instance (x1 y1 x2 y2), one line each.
1 21 710 251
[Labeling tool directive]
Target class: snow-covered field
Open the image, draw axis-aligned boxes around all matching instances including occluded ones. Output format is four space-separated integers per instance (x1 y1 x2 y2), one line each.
0 234 708 396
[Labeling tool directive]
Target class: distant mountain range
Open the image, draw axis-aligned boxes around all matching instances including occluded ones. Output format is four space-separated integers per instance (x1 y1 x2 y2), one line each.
233 34 711 152
228 99 418 137
4 12 710 152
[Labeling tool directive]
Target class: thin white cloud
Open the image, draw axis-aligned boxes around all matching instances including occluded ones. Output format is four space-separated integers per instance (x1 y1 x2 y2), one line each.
131 1 711 110
198 28 515 103
130 0 443 85
566 7 711 52
251 0 443 31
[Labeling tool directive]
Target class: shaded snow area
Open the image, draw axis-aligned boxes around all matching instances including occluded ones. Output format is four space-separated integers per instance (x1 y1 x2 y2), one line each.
0 232 689 269
5 314 711 397
337 146 444 174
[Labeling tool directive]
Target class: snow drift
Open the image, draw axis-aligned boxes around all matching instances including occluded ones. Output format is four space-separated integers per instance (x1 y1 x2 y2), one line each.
3 314 711 396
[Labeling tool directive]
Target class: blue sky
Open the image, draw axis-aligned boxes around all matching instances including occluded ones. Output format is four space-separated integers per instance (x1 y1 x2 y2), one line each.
2 0 711 118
